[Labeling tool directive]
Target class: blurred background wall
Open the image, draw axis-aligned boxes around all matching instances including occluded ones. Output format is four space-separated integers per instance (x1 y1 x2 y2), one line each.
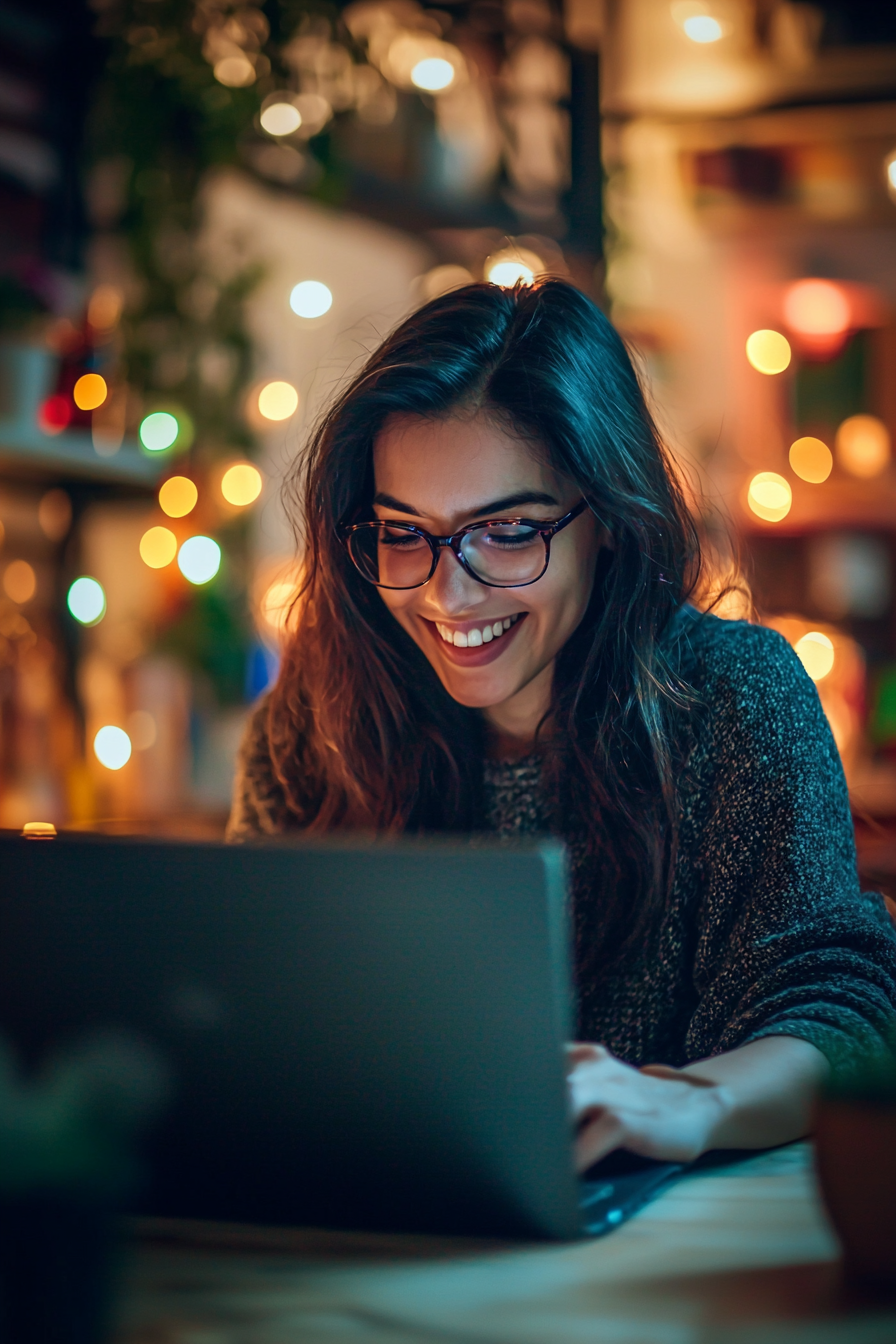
1 0 896 891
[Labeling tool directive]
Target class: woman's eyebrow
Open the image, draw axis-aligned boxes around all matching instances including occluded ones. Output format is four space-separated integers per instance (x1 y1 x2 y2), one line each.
373 490 560 518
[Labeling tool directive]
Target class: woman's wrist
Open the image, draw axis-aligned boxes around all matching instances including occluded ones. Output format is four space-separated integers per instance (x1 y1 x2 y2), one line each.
640 1063 735 1159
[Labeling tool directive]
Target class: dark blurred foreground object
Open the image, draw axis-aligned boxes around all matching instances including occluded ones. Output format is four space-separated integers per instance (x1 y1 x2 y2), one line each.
0 1034 168 1343
815 1049 896 1288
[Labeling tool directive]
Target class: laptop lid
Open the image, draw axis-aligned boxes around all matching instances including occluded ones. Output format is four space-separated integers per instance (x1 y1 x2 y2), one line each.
0 832 582 1240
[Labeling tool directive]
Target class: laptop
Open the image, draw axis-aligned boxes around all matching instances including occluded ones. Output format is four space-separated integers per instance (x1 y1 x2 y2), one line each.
0 830 682 1239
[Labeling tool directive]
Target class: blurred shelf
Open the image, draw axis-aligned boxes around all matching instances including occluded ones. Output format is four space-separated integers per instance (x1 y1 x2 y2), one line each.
0 342 165 489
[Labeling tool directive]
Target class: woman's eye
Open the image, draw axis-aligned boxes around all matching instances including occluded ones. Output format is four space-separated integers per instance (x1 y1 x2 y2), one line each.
480 526 540 549
380 529 425 549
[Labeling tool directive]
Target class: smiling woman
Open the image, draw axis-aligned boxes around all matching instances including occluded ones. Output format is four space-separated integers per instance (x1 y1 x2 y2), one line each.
228 280 896 1173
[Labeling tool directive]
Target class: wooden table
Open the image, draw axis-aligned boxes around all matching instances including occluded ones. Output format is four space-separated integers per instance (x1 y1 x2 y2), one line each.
114 1144 896 1343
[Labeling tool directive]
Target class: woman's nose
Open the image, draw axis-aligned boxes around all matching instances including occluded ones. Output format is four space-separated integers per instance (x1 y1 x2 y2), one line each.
426 544 485 612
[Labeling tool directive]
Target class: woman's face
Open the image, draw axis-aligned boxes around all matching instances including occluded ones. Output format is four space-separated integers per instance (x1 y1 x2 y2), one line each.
372 412 600 717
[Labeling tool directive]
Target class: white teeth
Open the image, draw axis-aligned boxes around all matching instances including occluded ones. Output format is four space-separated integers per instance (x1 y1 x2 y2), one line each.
435 616 520 647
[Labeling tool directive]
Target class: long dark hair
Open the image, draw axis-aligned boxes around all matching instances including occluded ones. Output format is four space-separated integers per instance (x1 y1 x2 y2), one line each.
269 280 701 975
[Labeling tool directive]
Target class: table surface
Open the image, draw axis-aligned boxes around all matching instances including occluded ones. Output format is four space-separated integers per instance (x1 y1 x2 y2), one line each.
114 1143 896 1344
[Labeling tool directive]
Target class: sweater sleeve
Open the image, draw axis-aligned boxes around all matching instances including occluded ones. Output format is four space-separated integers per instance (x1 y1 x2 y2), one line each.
684 622 896 1072
225 696 291 842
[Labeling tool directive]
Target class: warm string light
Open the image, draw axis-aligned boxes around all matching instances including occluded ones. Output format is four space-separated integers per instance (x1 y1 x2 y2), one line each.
836 415 891 478
159 476 198 518
257 381 298 421
747 472 792 522
794 632 835 682
789 437 832 484
3 560 36 603
140 526 178 569
73 374 108 411
221 463 263 506
484 247 543 288
745 330 791 375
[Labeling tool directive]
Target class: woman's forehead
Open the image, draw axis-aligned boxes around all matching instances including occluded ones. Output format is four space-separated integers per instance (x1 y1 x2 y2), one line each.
373 411 560 507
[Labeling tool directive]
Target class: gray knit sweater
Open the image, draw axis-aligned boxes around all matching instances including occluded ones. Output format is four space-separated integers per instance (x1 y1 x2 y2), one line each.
227 607 896 1070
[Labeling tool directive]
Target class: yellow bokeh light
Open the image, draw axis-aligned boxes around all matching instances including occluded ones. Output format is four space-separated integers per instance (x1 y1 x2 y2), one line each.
73 373 108 411
139 525 178 569
260 101 301 136
159 476 198 518
3 559 36 604
747 472 792 522
214 55 255 87
257 380 299 421
745 329 792 375
262 579 297 633
794 631 835 682
789 436 832 484
484 247 543 288
835 415 891 479
221 462 263 507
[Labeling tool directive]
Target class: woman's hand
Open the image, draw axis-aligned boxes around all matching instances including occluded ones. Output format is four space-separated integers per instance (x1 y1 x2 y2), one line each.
567 1043 730 1172
567 1035 827 1173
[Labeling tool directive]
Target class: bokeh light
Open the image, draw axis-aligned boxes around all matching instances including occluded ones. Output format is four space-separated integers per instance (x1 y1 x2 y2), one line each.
257 381 299 421
747 472 792 522
67 576 106 626
38 394 71 435
836 415 891 478
221 462 263 506
73 373 108 411
261 579 297 634
38 489 72 542
178 536 221 585
411 57 455 90
214 55 255 87
87 284 123 331
139 526 178 569
794 631 835 682
289 280 333 318
3 560 36 603
783 279 850 337
887 150 896 198
159 476 198 518
745 330 791 374
683 15 723 41
139 411 179 452
789 436 833 484
94 725 132 771
485 247 543 288
127 710 157 751
260 100 301 136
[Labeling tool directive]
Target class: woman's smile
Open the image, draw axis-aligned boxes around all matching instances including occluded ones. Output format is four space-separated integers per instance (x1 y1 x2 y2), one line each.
424 613 526 665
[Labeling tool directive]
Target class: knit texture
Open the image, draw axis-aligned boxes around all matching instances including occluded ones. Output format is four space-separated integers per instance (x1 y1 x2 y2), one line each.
228 607 896 1069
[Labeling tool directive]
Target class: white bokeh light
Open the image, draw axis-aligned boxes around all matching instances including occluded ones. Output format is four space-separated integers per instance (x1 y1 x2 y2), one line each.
94 725 132 771
289 280 333 318
67 576 106 626
178 535 222 585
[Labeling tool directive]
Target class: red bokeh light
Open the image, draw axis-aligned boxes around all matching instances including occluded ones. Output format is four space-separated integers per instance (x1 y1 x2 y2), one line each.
38 394 72 436
783 279 851 357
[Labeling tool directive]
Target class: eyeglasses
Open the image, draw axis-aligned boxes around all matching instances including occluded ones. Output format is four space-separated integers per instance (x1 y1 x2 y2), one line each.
339 499 588 590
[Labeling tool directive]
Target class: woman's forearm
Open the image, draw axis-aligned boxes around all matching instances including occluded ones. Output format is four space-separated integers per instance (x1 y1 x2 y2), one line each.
661 1034 829 1152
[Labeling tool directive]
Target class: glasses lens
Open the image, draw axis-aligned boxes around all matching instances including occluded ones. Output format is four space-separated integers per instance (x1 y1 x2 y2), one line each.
347 524 433 589
460 522 547 586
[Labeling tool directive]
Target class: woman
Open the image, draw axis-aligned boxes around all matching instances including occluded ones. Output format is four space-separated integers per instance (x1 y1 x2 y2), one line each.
229 279 896 1172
